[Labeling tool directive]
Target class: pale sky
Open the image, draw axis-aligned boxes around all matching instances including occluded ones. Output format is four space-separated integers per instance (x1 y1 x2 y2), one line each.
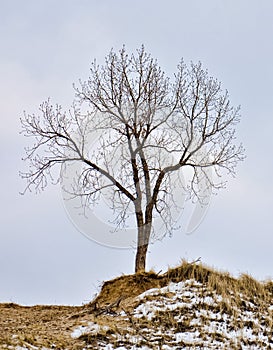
1 0 273 305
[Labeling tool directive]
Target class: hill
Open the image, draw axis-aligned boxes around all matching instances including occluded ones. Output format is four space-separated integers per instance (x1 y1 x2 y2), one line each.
1 261 272 349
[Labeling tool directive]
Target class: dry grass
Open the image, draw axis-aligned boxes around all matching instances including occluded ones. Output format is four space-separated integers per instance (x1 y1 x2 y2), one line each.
0 303 87 349
1 260 272 349
90 270 162 308
90 259 272 309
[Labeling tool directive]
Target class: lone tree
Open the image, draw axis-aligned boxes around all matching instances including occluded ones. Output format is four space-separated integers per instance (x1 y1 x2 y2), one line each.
21 46 244 272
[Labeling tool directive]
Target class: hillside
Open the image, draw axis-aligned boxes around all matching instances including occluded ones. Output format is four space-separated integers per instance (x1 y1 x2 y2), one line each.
1 261 273 349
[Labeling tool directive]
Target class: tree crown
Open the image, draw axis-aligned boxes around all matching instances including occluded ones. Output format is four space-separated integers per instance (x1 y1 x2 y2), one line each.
21 46 245 242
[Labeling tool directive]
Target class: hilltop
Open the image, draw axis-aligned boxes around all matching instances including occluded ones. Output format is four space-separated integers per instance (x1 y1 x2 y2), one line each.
1 261 272 349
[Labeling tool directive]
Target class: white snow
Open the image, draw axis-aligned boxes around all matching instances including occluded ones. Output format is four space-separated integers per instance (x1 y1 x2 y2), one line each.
129 279 273 349
71 321 109 339
5 278 272 349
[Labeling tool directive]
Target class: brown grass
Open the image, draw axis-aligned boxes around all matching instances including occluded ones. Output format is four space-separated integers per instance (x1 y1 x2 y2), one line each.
91 259 272 308
1 260 272 349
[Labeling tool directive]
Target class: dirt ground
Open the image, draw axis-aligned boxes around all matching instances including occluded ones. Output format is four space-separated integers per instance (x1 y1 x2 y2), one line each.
0 272 162 349
1 264 272 349
0 302 91 349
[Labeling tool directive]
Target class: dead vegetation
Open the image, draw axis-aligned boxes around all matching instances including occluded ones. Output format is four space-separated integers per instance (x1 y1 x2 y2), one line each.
90 259 272 310
1 260 272 349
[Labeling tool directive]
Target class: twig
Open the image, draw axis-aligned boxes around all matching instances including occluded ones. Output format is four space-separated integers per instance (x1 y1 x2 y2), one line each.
189 257 201 265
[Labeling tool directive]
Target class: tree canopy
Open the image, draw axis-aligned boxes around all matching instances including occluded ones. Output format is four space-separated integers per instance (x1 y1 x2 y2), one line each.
21 46 245 272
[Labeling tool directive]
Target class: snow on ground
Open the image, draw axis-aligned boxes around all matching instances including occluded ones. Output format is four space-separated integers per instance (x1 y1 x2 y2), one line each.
70 279 273 349
71 322 110 339
6 279 271 349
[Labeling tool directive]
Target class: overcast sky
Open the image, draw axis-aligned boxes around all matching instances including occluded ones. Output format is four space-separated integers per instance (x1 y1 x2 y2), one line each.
1 0 273 305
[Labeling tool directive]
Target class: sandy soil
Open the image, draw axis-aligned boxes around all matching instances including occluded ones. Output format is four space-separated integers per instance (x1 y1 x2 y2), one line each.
0 302 89 349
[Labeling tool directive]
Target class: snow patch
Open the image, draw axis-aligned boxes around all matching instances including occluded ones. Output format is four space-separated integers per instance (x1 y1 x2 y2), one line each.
71 321 109 339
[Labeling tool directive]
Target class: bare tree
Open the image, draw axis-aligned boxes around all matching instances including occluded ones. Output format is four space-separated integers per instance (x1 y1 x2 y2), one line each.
21 46 244 273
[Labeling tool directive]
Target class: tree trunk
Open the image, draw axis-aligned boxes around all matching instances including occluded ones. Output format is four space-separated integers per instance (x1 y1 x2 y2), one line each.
135 243 149 273
134 219 152 273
